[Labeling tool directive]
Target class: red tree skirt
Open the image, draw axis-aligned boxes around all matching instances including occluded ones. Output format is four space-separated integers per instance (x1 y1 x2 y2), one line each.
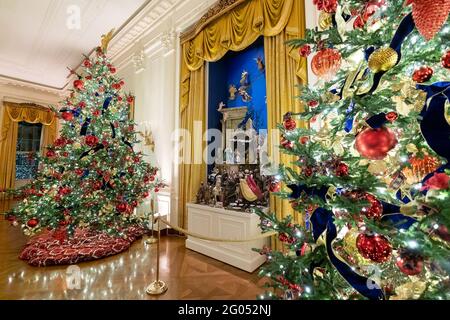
19 226 146 267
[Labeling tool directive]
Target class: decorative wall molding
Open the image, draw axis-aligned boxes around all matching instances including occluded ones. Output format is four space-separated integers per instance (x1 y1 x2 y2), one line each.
0 75 64 97
160 29 176 55
132 49 146 74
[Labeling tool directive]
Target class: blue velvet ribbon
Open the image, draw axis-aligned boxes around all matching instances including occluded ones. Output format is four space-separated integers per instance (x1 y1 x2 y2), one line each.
288 183 417 300
417 82 450 162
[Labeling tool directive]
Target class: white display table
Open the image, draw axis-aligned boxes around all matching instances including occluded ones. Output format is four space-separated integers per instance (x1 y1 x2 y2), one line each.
185 203 270 273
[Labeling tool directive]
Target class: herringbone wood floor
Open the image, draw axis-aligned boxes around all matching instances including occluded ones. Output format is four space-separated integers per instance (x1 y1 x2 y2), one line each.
0 220 268 300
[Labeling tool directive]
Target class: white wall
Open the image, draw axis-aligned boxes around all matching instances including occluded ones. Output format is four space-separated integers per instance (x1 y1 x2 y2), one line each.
113 0 217 226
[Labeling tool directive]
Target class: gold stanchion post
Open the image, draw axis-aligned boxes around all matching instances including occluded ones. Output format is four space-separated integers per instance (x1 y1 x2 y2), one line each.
144 198 158 245
146 217 168 295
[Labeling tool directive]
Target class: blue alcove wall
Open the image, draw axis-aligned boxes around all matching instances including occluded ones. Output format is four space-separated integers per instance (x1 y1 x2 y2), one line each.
207 37 267 172
208 37 267 133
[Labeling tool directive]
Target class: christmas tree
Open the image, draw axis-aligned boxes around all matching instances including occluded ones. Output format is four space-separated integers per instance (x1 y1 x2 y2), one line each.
7 37 162 240
257 0 450 300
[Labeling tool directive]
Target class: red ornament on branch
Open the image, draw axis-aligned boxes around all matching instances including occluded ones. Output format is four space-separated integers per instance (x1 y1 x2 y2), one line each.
311 48 342 80
46 150 56 158
269 181 281 193
335 162 349 177
356 233 392 263
355 126 397 160
85 135 99 147
61 112 74 121
313 0 338 13
360 193 383 219
385 112 398 122
396 251 424 275
442 51 450 69
299 45 312 57
412 66 433 83
27 218 39 228
283 114 296 131
73 79 84 90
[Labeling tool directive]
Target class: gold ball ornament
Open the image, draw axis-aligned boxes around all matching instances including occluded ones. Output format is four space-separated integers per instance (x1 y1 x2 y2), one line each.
319 12 333 30
343 230 372 266
73 142 82 149
368 47 398 73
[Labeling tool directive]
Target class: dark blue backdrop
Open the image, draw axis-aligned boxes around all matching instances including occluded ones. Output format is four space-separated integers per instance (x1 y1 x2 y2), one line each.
207 37 267 134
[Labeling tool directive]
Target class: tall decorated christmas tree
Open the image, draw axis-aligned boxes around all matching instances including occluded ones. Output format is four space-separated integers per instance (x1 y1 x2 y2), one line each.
257 0 450 300
7 33 162 259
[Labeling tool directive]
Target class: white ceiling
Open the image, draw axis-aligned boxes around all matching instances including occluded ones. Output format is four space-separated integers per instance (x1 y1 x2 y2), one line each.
0 0 147 89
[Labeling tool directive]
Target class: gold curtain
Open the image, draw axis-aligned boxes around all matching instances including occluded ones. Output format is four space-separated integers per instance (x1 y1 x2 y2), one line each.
178 0 307 228
0 102 57 213
178 65 207 228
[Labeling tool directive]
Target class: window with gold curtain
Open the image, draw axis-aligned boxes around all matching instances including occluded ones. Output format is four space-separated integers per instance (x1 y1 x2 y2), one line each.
178 0 307 244
0 102 57 213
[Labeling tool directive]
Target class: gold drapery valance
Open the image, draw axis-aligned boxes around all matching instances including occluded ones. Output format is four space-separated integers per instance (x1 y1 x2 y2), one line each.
181 0 303 74
4 102 55 126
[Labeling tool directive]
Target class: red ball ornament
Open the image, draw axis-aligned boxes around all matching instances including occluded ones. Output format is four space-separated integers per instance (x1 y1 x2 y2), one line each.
361 193 383 219
27 218 39 228
353 16 365 29
83 59 92 68
283 117 296 131
46 150 56 158
78 101 86 108
73 79 84 90
313 0 337 13
93 181 103 191
396 251 424 276
442 51 450 69
269 181 281 193
412 66 433 83
385 112 398 122
335 162 349 177
356 233 392 263
354 126 397 160
303 166 313 177
280 137 293 150
311 48 342 80
307 100 319 108
127 96 134 104
61 112 73 121
299 136 309 145
85 135 99 147
299 45 312 57
110 67 117 74
116 203 128 213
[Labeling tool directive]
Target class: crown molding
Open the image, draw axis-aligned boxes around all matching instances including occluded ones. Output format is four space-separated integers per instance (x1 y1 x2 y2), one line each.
0 74 64 97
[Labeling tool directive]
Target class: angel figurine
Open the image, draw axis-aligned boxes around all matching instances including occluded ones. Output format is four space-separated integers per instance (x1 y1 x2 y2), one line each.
217 101 226 112
229 85 237 100
255 57 265 72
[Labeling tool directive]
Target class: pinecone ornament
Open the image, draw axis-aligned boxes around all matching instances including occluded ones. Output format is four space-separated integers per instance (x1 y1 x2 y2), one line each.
406 0 450 41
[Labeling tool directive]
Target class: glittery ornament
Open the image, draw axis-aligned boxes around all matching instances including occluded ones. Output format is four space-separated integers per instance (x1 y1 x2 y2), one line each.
343 230 372 266
311 48 342 80
407 0 450 41
356 233 392 263
368 47 398 73
319 11 333 30
335 162 349 177
402 155 440 184
412 66 433 83
442 51 450 69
